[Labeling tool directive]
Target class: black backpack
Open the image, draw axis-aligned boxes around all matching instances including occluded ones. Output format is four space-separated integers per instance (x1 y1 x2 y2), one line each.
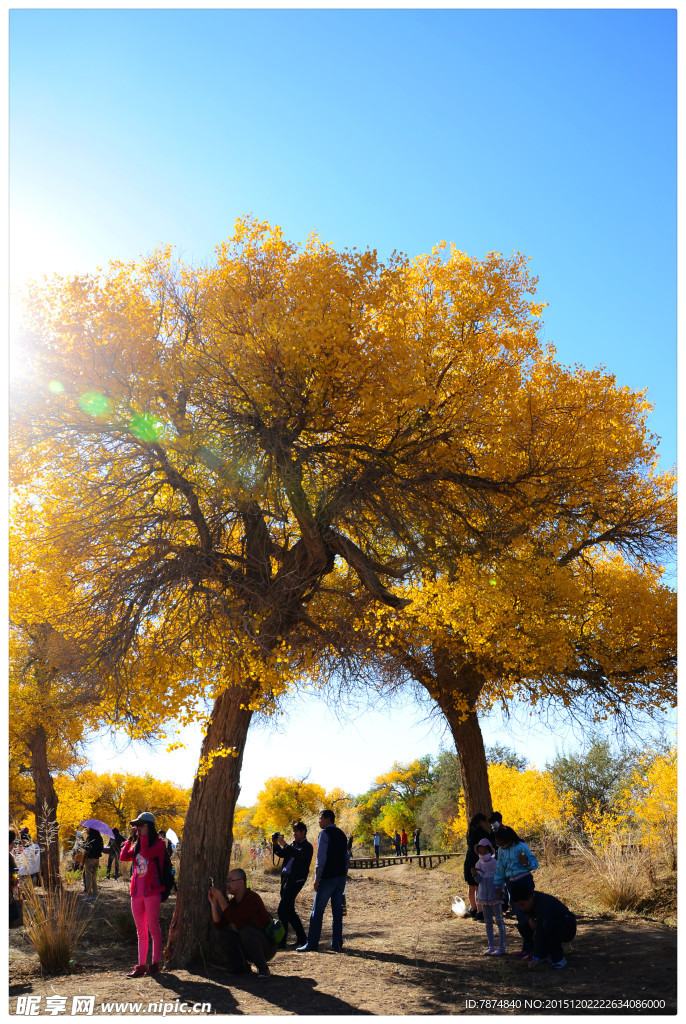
159 848 175 902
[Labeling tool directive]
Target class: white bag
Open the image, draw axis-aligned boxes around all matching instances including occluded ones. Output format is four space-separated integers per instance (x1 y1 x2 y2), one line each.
452 895 468 917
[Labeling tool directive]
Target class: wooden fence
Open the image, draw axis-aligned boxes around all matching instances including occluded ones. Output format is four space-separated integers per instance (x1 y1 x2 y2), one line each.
349 852 460 870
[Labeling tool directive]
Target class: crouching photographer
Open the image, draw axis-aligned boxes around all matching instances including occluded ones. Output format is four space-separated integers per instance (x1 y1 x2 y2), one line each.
272 822 313 948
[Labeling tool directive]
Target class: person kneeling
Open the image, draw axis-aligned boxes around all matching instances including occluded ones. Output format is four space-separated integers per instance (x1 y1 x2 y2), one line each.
509 882 576 970
209 870 277 978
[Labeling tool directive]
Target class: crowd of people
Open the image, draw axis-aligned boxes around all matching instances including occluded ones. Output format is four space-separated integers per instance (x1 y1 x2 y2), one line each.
375 827 421 858
9 806 575 980
462 810 576 969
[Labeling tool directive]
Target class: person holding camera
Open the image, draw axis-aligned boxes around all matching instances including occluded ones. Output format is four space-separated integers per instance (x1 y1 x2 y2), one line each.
208 869 276 977
120 812 166 978
272 822 313 948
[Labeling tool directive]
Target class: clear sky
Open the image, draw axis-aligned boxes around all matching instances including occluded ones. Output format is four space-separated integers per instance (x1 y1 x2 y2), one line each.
10 7 677 802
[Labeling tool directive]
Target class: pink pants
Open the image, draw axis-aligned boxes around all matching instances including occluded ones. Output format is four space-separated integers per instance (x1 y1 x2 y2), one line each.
131 894 162 965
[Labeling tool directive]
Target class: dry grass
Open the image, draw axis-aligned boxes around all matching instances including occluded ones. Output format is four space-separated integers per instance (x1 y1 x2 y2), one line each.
574 840 650 912
22 878 90 975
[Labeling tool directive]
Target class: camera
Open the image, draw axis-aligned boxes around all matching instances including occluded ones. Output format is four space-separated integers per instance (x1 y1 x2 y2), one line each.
271 832 283 843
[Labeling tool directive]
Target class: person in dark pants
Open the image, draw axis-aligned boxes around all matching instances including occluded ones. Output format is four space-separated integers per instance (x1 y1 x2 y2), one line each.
373 832 381 859
413 828 421 855
393 831 401 856
464 814 490 919
273 822 313 947
296 809 348 953
209 869 276 977
106 827 124 880
509 882 576 969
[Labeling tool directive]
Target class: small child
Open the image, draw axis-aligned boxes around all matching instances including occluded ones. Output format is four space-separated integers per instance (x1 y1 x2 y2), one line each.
472 838 506 955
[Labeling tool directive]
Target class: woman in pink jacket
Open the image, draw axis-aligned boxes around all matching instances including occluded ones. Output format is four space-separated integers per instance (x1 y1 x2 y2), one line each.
120 811 167 977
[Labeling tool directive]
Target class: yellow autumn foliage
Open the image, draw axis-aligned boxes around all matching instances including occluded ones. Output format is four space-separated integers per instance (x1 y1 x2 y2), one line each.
445 764 573 849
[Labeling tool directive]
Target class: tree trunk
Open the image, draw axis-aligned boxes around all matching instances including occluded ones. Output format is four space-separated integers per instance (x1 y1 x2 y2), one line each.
433 650 493 821
28 724 61 890
164 686 253 968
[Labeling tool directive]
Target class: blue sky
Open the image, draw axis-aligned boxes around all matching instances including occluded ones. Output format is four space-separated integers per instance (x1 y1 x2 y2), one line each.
10 8 677 801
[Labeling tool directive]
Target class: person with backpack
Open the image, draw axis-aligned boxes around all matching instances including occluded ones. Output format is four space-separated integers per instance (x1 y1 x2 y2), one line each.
82 827 104 899
120 812 167 977
105 827 124 880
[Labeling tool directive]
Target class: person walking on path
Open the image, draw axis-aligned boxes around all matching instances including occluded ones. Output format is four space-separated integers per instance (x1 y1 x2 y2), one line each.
105 827 124 880
273 822 313 947
472 838 506 955
464 814 490 919
509 882 576 969
373 832 381 859
393 831 401 856
120 812 167 977
413 828 421 856
82 827 104 899
296 809 348 953
209 869 277 977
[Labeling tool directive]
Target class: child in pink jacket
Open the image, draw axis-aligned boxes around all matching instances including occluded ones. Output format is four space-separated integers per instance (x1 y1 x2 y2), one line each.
472 837 506 955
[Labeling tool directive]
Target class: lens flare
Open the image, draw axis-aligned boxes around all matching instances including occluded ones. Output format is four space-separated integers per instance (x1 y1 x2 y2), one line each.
79 391 111 417
48 381 64 394
130 413 161 442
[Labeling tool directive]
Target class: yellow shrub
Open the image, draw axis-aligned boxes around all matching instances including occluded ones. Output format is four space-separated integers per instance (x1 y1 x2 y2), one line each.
444 765 572 849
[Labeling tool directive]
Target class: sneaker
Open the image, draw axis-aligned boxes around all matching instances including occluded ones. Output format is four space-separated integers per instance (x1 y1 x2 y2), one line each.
512 949 532 959
551 957 567 969
127 965 147 978
491 948 506 956
295 944 317 953
483 947 496 955
326 945 343 953
256 967 270 978
148 962 162 975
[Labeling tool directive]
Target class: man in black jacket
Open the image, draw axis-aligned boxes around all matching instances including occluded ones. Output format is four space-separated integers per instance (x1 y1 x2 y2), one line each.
509 883 577 969
273 822 313 947
296 809 348 953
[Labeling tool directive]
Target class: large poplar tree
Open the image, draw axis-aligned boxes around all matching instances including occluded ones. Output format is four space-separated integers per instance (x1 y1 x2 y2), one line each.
11 218 673 962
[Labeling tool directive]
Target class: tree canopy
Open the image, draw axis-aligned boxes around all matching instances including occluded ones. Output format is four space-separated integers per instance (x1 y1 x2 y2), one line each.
10 216 675 961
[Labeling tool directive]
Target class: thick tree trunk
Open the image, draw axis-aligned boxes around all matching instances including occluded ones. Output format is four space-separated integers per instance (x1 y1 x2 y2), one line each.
28 724 62 890
165 686 253 968
433 650 493 821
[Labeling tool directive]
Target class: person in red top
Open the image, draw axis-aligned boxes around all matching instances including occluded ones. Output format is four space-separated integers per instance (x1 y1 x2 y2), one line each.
400 829 408 856
209 869 277 977
120 811 167 978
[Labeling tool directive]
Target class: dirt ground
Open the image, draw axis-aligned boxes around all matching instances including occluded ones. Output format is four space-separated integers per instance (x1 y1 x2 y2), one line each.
9 861 676 1016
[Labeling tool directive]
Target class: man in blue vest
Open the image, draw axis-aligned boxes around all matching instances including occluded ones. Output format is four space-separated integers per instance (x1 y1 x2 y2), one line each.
296 809 348 953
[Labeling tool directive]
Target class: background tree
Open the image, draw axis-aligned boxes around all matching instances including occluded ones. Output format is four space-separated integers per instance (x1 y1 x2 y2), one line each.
486 745 528 772
356 533 675 820
251 776 329 835
414 749 463 850
548 736 639 824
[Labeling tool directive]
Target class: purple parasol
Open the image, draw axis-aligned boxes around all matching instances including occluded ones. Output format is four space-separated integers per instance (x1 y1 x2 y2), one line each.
79 819 115 839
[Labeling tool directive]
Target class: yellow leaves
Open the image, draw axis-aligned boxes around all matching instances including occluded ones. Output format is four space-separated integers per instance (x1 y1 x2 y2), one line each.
445 765 572 848
252 776 329 835
196 745 238 779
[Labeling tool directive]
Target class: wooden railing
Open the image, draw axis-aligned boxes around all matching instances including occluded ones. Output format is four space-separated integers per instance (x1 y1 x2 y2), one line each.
349 852 460 870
